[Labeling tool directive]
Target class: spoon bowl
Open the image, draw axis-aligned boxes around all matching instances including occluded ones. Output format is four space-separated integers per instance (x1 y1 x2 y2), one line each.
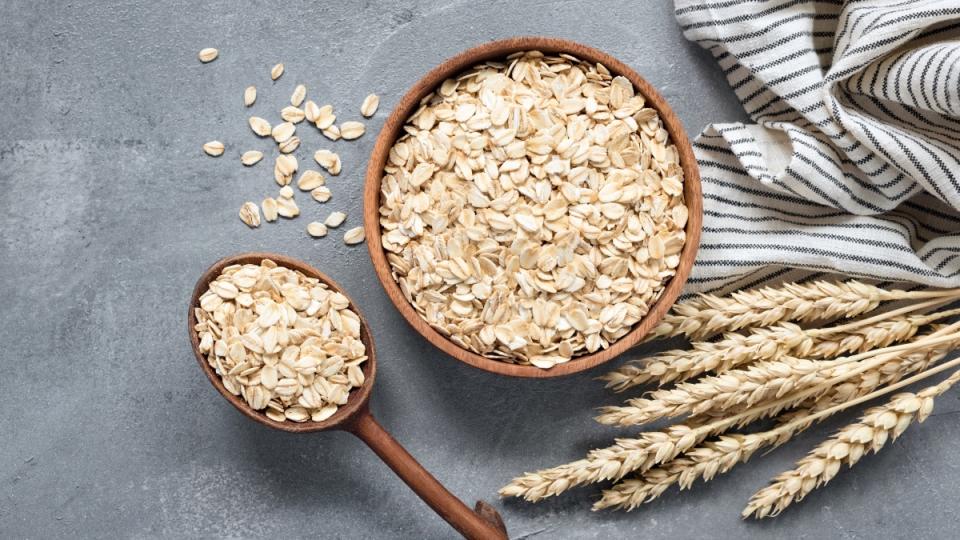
188 252 376 433
189 252 507 539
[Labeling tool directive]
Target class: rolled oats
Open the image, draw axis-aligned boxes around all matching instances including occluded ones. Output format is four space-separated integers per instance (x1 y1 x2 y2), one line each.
249 116 272 137
315 105 336 130
198 48 218 63
290 84 306 107
272 122 295 143
203 141 225 157
307 222 328 238
193 259 368 423
324 211 346 228
241 150 264 166
344 226 365 245
340 121 365 140
313 150 341 176
239 202 261 227
360 94 379 117
378 51 687 368
281 106 306 124
297 170 325 191
261 197 279 222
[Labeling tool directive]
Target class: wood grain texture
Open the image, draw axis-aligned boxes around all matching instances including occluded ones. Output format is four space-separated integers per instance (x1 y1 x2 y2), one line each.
363 36 703 378
188 252 507 539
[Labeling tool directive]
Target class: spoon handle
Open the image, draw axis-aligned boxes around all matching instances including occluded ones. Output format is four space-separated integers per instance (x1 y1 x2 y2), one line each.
347 410 508 540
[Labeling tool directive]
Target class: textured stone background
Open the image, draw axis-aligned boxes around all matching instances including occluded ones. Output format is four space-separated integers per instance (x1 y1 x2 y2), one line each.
2 0 959 538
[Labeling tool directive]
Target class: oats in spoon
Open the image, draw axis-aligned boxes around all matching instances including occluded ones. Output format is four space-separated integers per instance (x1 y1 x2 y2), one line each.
193 259 368 422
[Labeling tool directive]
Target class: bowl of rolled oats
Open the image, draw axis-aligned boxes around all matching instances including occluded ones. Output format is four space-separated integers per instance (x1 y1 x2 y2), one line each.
363 37 702 377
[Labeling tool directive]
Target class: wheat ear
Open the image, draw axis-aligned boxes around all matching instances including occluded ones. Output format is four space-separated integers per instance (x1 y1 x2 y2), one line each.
593 432 777 511
592 341 957 511
743 368 960 519
504 332 960 503
498 423 704 502
797 331 956 416
646 281 960 341
601 305 956 392
597 323 960 427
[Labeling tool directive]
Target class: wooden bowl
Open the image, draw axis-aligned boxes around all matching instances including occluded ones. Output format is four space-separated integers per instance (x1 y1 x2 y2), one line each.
188 252 377 433
363 36 702 378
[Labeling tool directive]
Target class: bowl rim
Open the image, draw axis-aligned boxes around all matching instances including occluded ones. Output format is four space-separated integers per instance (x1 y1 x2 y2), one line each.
362 36 702 378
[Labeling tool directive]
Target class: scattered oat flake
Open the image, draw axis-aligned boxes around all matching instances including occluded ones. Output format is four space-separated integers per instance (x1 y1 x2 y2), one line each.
203 141 224 156
325 211 346 228
313 150 341 175
276 154 297 176
244 86 256 107
291 84 306 107
239 202 260 227
279 185 294 199
241 150 263 166
361 94 379 117
311 186 332 203
261 198 278 221
340 121 365 140
272 122 295 143
316 105 336 129
276 196 299 218
297 170 325 191
304 101 321 123
322 125 341 141
249 116 271 137
278 136 300 154
344 226 365 245
307 222 328 238
281 106 305 123
271 63 284 80
198 48 218 63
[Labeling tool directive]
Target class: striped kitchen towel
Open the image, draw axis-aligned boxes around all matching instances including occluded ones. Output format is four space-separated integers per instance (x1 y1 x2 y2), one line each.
674 0 960 294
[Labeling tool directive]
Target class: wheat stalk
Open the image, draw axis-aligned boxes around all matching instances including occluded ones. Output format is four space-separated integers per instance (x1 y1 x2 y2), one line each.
505 326 960 502
596 356 828 426
592 341 957 511
603 304 960 392
597 323 960 427
646 281 960 341
593 432 776 511
797 331 954 416
743 368 960 519
498 423 704 502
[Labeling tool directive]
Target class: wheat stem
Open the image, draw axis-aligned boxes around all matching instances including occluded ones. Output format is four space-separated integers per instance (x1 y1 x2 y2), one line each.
503 347 960 504
798 335 952 416
647 281 960 341
597 324 960 427
743 368 960 519
807 297 953 336
592 342 955 511
601 306 960 392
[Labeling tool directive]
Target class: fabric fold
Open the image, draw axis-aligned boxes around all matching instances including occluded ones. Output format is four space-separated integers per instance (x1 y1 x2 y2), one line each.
675 0 960 292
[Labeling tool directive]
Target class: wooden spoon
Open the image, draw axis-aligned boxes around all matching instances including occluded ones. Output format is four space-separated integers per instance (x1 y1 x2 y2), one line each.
188 252 508 540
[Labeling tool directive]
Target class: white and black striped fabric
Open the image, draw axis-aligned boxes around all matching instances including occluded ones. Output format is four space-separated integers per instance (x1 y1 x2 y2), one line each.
674 0 960 294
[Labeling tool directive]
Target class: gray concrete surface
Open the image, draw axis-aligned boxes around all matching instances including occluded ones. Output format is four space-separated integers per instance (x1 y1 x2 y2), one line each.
2 1 959 538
